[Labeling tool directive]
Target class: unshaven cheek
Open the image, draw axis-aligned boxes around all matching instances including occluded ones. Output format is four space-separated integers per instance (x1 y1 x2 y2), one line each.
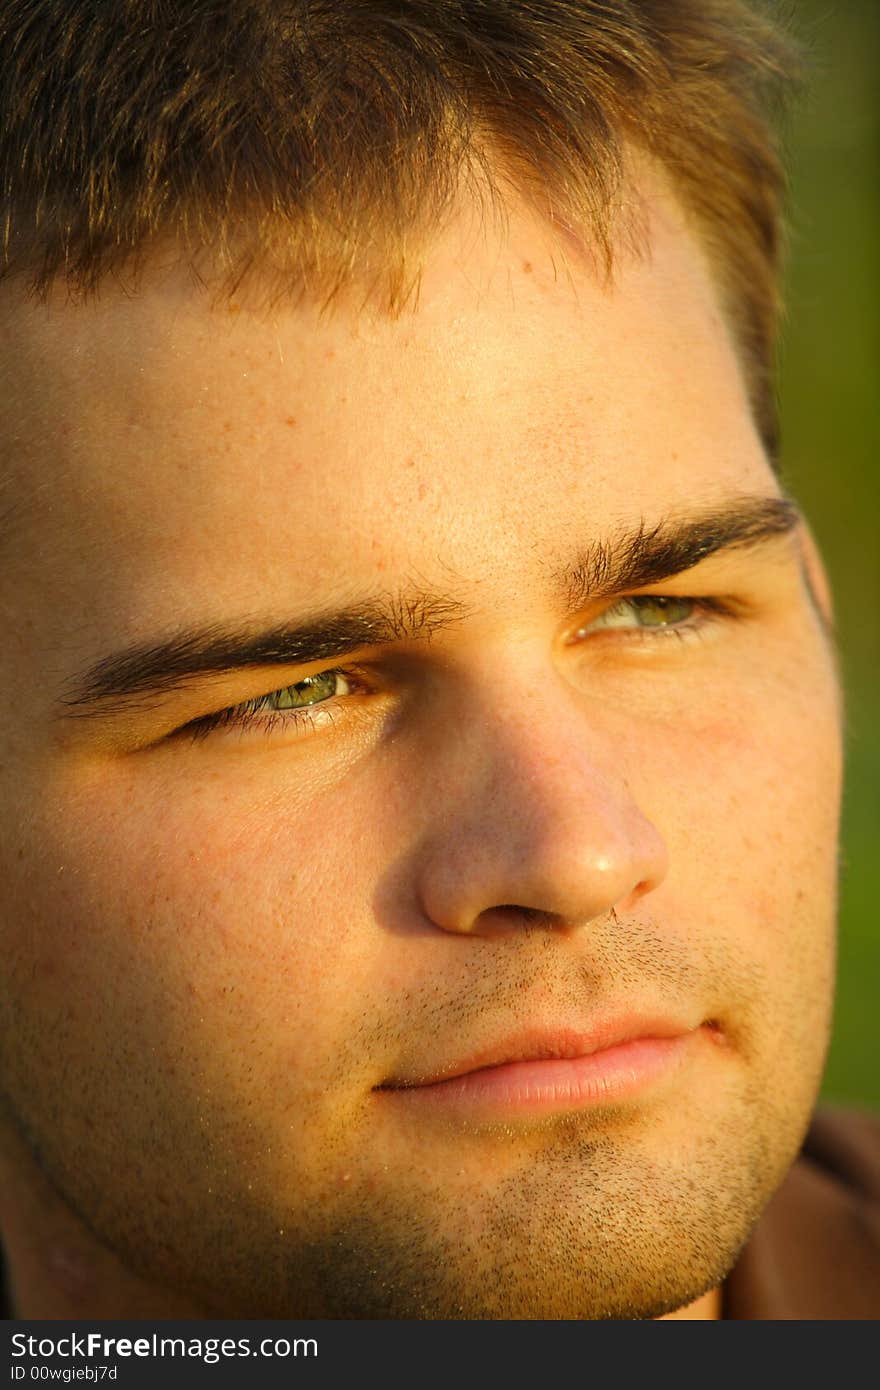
633 660 840 948
0 763 390 1236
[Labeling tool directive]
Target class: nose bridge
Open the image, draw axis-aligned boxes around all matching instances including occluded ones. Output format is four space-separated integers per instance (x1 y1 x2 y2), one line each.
444 645 640 815
477 689 626 829
481 682 653 862
414 662 669 935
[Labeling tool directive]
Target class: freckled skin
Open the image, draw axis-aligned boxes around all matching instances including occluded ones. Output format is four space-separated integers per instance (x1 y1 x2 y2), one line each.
0 161 842 1319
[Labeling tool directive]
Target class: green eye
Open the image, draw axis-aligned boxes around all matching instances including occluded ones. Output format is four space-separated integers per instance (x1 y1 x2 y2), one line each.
177 668 359 742
584 596 697 632
270 671 347 709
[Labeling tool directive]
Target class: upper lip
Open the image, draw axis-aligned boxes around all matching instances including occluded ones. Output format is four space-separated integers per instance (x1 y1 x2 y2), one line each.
378 1014 698 1089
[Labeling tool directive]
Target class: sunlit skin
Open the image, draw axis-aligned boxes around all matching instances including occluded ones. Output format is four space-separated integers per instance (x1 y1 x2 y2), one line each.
0 157 842 1319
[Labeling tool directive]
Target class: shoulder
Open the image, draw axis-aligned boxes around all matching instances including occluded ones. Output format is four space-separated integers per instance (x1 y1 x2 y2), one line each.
724 1105 880 1319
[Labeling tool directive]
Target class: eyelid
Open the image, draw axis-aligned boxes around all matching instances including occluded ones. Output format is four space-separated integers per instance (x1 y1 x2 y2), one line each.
173 592 747 746
562 592 741 644
174 664 377 743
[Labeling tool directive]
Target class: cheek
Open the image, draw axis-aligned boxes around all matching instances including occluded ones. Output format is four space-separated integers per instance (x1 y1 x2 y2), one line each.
639 636 840 879
0 763 399 1112
0 761 411 1227
643 661 842 1051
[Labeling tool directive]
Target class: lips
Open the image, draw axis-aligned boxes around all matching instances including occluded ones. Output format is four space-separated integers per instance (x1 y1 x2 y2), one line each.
374 1016 710 1118
378 1014 701 1091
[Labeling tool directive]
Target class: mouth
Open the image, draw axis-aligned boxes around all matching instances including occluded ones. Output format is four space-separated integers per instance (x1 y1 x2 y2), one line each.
375 1017 719 1118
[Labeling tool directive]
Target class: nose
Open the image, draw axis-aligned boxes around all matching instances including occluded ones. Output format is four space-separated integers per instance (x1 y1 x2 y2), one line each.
414 681 669 937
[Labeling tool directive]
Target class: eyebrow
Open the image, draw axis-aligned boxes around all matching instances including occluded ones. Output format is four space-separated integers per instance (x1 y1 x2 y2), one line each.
554 493 800 611
59 493 800 715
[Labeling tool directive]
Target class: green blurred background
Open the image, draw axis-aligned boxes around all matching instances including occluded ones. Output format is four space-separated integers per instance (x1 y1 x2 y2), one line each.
779 0 878 1106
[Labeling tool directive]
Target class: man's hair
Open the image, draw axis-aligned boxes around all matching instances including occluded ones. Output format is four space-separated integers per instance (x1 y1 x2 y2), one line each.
0 0 798 457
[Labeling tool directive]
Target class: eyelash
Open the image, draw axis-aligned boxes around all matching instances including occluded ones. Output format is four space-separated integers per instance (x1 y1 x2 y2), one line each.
176 595 737 744
577 595 736 645
178 670 375 743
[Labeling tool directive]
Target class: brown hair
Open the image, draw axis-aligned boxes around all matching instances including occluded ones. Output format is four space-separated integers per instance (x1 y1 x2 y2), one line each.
0 1 799 457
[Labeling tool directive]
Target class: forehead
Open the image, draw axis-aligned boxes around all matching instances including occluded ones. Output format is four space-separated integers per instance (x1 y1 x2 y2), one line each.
0 167 773 637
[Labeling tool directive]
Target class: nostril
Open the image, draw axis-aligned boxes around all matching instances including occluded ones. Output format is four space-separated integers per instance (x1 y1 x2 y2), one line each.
481 905 561 931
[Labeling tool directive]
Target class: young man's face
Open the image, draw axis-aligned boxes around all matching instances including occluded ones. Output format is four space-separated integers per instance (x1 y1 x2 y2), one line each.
0 165 842 1319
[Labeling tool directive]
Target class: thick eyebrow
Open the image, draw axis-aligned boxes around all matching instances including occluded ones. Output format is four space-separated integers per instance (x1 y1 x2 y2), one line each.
59 493 800 716
553 493 800 609
59 593 471 715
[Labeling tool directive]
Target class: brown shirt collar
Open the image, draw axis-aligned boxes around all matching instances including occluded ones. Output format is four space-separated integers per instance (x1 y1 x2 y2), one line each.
724 1106 880 1318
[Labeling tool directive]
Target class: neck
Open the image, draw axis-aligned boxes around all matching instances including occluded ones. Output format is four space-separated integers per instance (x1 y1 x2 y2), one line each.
659 1287 722 1319
0 1123 203 1319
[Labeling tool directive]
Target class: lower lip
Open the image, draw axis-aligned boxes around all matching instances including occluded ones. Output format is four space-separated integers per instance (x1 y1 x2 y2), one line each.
381 1034 698 1118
